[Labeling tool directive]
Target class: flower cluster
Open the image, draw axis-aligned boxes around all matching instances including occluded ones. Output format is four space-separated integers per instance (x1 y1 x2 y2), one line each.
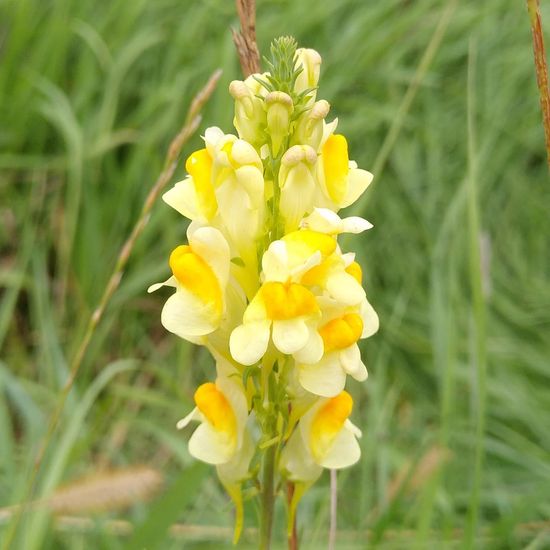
150 37 378 542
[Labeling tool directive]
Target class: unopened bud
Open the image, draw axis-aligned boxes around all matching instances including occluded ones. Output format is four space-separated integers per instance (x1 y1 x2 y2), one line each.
265 91 294 156
292 99 330 150
229 76 266 149
294 48 322 100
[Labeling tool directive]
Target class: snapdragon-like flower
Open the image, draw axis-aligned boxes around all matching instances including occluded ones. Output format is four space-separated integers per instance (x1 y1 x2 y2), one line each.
177 375 253 542
149 36 379 545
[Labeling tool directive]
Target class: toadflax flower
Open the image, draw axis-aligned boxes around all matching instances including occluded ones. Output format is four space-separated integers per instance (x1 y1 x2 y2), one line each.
177 374 254 542
147 222 230 342
149 36 379 546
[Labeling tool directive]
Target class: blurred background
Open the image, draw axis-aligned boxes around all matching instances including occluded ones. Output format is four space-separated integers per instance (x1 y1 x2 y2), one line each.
1 0 549 548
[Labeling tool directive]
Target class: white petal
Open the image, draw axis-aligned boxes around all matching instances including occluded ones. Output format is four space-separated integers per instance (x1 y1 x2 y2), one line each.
229 320 271 365
340 216 373 234
272 319 309 354
188 422 235 465
292 328 324 364
176 407 202 430
161 289 219 338
318 425 361 469
360 298 379 338
341 168 373 208
326 272 366 305
162 178 202 220
340 345 368 381
147 275 177 293
297 354 346 398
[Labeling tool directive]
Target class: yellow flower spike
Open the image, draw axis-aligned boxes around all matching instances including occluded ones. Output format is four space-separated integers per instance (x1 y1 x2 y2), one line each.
319 313 364 353
322 134 350 204
194 382 238 438
261 281 319 321
345 261 363 285
185 148 218 220
309 391 353 462
169 245 223 315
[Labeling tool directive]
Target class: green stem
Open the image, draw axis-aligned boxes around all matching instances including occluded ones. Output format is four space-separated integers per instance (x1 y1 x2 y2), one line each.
259 440 277 550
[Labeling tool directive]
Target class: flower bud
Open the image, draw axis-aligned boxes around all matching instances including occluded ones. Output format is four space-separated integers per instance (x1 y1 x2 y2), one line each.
265 91 294 156
294 48 322 100
229 75 266 149
291 99 330 151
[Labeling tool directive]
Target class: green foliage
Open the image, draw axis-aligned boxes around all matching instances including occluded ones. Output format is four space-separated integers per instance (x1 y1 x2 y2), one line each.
0 0 549 548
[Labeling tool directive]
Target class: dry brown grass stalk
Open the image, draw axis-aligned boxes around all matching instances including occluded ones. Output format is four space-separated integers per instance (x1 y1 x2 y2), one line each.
527 0 550 167
232 0 260 77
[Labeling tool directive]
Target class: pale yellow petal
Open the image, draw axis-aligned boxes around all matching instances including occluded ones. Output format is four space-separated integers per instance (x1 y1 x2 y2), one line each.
326 271 366 305
297 354 346 398
317 425 361 469
162 178 202 220
339 345 368 381
229 320 271 365
147 275 177 294
176 407 202 430
340 168 374 208
272 318 309 354
188 422 235 465
292 327 324 364
161 289 219 338
279 428 322 483
360 297 379 338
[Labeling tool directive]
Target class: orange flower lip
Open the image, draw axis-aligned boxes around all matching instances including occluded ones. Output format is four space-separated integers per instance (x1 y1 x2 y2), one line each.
319 313 363 352
261 281 319 321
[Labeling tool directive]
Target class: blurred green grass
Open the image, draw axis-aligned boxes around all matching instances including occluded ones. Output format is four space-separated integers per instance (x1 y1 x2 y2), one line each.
1 0 550 548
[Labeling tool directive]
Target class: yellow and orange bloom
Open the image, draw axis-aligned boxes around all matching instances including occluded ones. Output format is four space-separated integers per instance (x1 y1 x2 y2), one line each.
148 222 230 342
149 38 379 543
280 391 362 483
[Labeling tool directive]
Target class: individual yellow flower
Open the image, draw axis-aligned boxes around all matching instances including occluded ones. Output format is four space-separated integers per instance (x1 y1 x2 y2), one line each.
295 296 378 397
279 390 362 527
177 375 253 543
229 229 337 366
148 222 230 341
317 133 374 210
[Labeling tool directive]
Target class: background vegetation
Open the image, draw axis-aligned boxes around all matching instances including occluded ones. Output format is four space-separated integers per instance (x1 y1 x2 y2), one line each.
1 0 549 548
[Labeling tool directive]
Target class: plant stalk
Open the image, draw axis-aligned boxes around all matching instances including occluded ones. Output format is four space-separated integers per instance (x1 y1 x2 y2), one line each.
259 441 277 549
